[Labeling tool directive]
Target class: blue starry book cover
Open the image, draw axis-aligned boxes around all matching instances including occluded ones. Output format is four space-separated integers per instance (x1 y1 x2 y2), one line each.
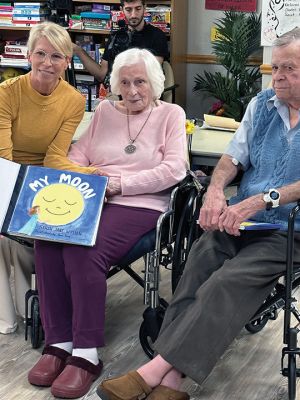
239 220 282 230
0 158 108 246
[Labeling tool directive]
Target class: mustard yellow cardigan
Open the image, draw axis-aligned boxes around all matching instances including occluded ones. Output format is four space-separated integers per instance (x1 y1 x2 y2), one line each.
0 73 97 174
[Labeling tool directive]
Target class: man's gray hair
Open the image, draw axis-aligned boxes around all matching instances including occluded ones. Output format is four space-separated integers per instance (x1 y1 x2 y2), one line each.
273 27 300 47
110 48 165 100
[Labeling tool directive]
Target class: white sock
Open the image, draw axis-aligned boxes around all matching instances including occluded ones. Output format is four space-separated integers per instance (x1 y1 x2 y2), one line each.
72 348 99 365
52 341 73 354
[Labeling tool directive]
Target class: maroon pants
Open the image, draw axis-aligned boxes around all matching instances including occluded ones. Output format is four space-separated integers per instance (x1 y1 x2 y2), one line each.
35 204 160 348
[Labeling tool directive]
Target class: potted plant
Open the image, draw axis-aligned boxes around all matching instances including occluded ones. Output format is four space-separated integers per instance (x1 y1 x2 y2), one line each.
193 11 262 122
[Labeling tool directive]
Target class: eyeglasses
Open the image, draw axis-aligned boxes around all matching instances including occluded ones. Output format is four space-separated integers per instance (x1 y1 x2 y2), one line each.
32 50 67 64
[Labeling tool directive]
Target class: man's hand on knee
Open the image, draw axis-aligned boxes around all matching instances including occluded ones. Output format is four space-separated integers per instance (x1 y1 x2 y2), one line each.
199 186 227 231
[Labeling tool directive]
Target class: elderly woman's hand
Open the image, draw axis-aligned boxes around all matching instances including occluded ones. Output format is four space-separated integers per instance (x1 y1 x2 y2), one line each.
95 169 108 176
106 177 122 197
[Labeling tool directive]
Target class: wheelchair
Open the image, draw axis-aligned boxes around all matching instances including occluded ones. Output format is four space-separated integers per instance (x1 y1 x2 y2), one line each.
139 171 207 358
24 171 207 354
136 168 300 398
241 203 300 400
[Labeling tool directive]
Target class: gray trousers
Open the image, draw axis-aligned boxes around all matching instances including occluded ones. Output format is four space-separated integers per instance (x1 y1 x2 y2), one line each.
0 237 34 334
155 230 300 384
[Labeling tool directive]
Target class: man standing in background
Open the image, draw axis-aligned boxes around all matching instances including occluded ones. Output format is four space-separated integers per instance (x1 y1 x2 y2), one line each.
73 0 169 84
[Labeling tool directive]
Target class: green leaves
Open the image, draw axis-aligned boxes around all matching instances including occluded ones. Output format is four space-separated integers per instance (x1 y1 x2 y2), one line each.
193 11 261 121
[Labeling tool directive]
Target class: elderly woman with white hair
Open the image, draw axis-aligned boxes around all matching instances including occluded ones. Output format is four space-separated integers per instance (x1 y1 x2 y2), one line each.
28 47 188 399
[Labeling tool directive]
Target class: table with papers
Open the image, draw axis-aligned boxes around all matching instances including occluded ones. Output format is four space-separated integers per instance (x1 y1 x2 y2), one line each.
190 127 235 167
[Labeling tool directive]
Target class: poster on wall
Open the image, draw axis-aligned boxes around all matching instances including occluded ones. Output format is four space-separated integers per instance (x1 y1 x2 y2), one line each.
262 0 300 46
205 0 256 12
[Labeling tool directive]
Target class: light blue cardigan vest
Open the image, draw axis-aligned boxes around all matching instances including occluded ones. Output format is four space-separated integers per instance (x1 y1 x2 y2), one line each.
229 89 300 231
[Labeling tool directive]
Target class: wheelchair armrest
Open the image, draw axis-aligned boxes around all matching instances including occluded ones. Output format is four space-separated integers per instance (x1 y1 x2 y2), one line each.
119 229 156 266
118 208 174 267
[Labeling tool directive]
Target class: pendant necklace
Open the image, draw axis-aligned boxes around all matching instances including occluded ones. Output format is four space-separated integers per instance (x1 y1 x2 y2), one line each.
125 106 153 154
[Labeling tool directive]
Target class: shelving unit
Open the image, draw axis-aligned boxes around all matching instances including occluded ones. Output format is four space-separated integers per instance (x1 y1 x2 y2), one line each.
0 26 30 30
69 0 187 106
0 0 188 106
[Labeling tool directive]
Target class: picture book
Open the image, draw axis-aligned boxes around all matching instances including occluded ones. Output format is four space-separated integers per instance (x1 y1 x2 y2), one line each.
239 220 282 231
0 158 108 246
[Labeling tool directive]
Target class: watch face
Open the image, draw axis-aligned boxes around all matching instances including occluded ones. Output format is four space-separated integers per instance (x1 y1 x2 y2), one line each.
270 190 280 200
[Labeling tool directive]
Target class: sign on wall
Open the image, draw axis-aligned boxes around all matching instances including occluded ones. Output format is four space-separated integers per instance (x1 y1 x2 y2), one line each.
262 0 300 46
205 0 257 12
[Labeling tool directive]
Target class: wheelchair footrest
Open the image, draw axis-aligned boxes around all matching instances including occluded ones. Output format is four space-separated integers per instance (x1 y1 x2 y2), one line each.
142 306 166 341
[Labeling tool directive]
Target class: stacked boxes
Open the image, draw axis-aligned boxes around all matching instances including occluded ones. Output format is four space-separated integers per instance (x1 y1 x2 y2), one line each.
0 3 14 26
12 2 50 27
69 4 171 33
73 34 104 110
145 5 171 33
0 38 30 68
110 10 125 31
80 11 111 30
73 34 103 68
80 4 111 31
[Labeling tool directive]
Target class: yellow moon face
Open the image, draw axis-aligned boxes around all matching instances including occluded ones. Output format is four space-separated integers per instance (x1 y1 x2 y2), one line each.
32 184 84 226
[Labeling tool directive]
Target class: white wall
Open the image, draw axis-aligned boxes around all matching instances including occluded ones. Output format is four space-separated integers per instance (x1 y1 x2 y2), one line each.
262 46 272 88
186 0 262 118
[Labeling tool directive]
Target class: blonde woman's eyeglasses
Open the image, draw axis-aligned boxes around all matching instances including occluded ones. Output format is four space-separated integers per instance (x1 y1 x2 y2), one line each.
32 50 66 64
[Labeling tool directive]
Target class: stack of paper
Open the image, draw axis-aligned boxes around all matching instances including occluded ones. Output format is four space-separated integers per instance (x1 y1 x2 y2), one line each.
203 114 240 131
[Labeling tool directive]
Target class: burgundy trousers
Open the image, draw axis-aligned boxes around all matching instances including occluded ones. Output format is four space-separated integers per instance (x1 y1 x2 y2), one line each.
35 204 160 348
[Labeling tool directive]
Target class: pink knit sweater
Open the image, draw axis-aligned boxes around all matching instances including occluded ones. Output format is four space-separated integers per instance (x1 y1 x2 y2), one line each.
68 100 188 212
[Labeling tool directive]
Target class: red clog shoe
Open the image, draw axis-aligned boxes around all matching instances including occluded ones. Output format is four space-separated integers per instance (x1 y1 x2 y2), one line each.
51 355 103 399
28 345 70 387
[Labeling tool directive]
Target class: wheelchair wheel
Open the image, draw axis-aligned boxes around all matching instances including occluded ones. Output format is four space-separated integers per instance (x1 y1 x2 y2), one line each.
245 314 269 334
139 320 156 359
30 296 43 349
288 354 297 400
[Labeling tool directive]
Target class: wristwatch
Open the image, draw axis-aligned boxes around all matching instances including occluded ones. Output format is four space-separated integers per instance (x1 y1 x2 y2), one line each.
263 189 280 210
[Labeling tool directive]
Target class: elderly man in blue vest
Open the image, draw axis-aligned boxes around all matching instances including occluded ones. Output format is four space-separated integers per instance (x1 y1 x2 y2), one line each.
96 27 300 400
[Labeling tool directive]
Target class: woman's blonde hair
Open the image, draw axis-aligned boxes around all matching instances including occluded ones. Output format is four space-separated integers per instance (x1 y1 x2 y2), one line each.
27 21 73 57
110 48 165 100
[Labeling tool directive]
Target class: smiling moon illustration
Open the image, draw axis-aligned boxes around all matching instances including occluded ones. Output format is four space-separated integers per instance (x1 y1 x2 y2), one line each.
32 184 84 225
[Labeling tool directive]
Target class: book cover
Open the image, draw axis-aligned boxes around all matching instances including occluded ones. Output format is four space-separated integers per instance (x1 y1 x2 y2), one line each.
12 21 44 26
239 220 282 230
13 8 49 15
0 158 108 246
1 53 28 59
13 15 47 21
5 44 28 55
14 3 48 7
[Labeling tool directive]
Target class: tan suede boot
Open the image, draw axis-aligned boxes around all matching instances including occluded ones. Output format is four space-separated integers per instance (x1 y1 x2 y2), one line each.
146 385 190 400
96 370 152 400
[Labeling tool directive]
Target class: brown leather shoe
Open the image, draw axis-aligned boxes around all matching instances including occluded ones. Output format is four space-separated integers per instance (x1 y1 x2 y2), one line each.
51 355 103 399
96 371 152 400
147 385 190 400
28 345 70 387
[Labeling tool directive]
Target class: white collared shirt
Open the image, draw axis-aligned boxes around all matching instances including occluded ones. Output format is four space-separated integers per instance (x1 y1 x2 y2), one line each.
225 94 300 170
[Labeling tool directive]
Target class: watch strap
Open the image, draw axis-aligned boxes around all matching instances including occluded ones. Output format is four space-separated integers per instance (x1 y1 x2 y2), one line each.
265 201 272 211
